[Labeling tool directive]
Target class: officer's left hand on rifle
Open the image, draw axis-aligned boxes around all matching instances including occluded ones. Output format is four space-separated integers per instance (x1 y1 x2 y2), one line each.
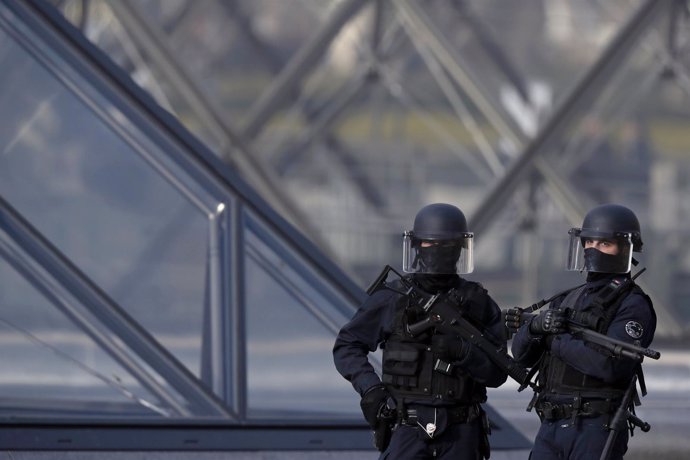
528 308 567 335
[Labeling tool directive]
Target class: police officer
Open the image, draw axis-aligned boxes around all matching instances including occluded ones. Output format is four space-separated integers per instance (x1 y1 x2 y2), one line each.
509 203 656 460
333 203 507 459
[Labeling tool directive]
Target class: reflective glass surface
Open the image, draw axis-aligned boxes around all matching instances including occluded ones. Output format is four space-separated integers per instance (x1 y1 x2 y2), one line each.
0 1 363 421
244 210 360 418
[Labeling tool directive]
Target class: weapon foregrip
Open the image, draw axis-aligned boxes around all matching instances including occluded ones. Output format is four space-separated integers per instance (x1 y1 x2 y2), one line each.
643 348 661 360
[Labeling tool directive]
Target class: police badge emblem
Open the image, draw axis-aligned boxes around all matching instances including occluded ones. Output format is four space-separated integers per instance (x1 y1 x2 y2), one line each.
625 321 643 339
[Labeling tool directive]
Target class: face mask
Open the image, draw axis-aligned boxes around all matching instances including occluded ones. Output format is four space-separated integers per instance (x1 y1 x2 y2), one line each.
583 247 628 273
418 244 461 274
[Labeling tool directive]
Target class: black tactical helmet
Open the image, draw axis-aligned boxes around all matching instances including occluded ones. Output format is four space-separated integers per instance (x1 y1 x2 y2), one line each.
403 203 474 274
412 203 469 240
579 203 643 252
566 204 642 274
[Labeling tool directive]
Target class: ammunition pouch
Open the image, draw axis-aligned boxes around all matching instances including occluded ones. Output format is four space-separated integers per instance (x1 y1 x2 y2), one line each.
382 342 423 389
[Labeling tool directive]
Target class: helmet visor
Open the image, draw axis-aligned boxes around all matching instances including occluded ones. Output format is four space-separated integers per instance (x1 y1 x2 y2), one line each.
402 231 474 274
566 228 633 273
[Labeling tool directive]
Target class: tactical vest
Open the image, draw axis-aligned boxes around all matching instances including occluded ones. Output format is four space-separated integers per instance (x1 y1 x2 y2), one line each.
381 281 486 405
537 279 650 399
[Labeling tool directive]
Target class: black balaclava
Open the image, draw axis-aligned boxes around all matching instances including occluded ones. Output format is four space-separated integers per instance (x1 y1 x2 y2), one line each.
417 243 461 274
583 247 629 274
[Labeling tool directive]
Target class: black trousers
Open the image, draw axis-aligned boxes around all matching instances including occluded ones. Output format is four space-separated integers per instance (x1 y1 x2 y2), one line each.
379 419 483 460
529 414 628 460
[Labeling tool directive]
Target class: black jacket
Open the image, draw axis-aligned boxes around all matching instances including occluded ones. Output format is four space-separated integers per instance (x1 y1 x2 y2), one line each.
333 273 508 399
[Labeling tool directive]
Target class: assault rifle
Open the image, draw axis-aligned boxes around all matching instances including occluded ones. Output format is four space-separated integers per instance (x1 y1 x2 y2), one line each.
505 268 660 363
367 265 531 387
600 374 650 460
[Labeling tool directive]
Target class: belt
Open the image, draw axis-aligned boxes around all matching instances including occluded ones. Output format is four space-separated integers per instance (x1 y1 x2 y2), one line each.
536 399 617 421
401 404 479 426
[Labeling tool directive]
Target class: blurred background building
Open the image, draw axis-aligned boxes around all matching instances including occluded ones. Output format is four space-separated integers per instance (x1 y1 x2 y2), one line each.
1 0 689 458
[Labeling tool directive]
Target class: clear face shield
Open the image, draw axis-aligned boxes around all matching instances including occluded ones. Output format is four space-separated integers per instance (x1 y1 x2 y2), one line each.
566 228 633 274
402 231 474 274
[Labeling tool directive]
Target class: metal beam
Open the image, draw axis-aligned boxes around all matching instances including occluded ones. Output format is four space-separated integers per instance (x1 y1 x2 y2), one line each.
468 0 670 233
240 0 371 140
451 0 531 104
275 70 371 175
222 0 387 210
109 0 327 248
217 1 284 74
393 0 524 149
393 0 589 224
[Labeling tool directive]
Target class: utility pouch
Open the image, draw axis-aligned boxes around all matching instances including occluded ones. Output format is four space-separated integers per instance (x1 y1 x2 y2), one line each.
382 342 422 387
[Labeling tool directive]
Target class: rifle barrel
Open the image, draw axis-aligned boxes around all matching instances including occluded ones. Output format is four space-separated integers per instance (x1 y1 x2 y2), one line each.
570 325 660 360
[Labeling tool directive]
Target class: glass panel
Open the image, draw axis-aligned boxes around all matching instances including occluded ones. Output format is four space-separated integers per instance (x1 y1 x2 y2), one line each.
0 24 213 380
0 246 170 417
244 212 360 418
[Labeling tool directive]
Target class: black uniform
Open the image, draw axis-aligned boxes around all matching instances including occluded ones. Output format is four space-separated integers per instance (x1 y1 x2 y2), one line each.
512 273 656 460
334 273 507 459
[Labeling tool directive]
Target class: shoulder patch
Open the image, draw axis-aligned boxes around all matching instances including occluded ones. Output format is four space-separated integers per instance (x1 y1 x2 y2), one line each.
625 321 644 339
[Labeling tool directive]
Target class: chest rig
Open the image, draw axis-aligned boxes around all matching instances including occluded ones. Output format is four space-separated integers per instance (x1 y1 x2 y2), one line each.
536 276 649 400
381 278 485 406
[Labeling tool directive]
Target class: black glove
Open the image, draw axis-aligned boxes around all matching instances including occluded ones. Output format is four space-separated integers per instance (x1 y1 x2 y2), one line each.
360 385 391 428
431 334 469 361
504 307 524 334
529 309 566 335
